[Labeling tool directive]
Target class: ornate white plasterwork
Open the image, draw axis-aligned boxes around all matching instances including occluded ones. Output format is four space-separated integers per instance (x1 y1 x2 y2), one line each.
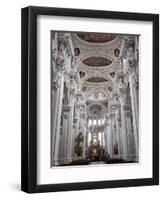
86 86 110 100
73 47 121 70
69 33 124 92
87 102 107 118
81 69 114 82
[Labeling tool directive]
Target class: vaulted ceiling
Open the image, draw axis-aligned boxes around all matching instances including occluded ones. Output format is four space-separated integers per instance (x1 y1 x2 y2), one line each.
71 32 123 116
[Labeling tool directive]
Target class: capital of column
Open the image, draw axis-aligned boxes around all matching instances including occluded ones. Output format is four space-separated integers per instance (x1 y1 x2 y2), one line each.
62 106 71 119
121 104 132 119
121 102 130 110
125 108 132 118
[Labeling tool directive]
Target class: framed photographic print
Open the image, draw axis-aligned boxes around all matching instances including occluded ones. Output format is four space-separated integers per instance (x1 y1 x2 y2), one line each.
21 6 159 193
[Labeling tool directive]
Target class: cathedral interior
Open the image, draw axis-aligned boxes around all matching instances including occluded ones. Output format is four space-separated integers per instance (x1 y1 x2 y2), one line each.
51 31 139 167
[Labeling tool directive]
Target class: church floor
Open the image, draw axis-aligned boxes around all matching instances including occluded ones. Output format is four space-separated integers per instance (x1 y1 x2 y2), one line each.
89 161 106 165
58 159 137 167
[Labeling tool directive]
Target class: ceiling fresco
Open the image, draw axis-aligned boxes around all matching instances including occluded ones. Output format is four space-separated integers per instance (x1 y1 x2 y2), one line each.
87 77 108 83
82 57 112 67
77 33 117 43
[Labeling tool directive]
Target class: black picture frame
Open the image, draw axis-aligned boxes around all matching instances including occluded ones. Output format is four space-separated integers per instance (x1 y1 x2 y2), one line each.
21 6 159 193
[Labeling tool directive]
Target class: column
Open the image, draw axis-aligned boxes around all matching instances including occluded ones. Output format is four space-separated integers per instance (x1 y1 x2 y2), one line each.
120 103 129 160
72 105 80 161
82 116 87 159
51 72 64 166
125 107 136 161
117 73 129 161
105 118 109 158
106 115 114 159
51 33 74 166
112 113 117 158
129 73 139 161
67 86 76 164
58 107 69 165
59 106 72 165
115 104 123 159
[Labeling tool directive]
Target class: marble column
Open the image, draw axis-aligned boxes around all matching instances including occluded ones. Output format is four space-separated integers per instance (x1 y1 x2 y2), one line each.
129 73 139 161
117 73 129 160
125 107 136 161
59 106 72 165
115 104 123 159
112 114 117 157
106 115 114 159
51 33 74 166
105 118 109 158
67 86 76 164
82 117 87 159
58 107 69 165
51 72 64 166
72 106 80 161
120 103 129 160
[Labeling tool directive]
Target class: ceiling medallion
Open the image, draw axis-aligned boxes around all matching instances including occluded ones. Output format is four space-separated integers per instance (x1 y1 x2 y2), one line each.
74 47 80 56
110 71 115 78
79 71 85 78
114 48 120 57
108 87 112 92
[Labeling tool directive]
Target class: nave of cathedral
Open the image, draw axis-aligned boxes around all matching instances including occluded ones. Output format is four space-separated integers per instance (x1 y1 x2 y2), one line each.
51 31 139 167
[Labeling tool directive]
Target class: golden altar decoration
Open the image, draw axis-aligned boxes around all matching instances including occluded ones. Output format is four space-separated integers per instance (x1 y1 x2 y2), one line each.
74 132 84 156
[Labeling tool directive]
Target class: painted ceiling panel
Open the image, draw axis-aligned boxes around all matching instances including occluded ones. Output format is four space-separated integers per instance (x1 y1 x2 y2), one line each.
87 77 108 83
77 33 116 43
83 57 112 67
